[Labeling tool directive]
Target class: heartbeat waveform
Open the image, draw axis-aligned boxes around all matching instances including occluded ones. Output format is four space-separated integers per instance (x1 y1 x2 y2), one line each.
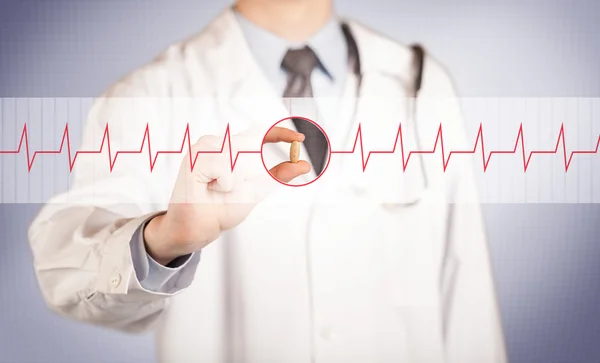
332 123 600 172
0 123 260 173
0 123 598 173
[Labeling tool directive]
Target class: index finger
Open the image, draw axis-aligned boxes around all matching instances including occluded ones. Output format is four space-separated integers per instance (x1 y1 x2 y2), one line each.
263 126 305 144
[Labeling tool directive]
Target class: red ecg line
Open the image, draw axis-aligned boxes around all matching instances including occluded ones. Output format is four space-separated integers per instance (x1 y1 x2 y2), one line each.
0 123 598 173
331 123 600 172
0 123 260 173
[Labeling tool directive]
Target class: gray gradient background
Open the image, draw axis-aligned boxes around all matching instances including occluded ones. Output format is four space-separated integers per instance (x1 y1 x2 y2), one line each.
0 0 599 362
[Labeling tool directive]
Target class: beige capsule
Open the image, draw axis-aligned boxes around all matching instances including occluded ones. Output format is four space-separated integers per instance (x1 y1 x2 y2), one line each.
290 140 300 163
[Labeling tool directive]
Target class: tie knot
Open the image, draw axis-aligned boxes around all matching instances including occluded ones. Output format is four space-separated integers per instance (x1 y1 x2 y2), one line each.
282 46 319 77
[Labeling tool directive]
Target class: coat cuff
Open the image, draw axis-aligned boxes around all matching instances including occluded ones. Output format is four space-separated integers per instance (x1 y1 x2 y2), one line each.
96 212 201 299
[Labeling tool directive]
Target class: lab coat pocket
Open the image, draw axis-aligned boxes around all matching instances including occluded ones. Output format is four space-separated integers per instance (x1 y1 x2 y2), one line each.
344 149 427 207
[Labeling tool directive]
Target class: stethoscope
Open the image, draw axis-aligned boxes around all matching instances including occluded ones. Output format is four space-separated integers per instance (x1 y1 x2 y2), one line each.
340 22 430 190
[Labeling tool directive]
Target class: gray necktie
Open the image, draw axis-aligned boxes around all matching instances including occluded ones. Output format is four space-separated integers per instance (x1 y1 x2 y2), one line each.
282 46 328 175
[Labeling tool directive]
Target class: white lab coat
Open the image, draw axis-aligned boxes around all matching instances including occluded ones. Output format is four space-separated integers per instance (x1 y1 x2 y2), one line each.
28 8 507 363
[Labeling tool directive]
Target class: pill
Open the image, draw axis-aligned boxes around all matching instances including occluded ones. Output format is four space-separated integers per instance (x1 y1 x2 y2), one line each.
290 140 300 163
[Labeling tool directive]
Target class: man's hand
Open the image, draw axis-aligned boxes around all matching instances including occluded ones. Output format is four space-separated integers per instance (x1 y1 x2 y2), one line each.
144 127 310 265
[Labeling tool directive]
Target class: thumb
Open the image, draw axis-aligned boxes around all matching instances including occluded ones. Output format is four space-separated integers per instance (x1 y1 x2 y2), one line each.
269 160 311 183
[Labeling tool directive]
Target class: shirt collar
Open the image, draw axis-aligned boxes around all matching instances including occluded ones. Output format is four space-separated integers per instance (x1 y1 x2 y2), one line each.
233 10 347 83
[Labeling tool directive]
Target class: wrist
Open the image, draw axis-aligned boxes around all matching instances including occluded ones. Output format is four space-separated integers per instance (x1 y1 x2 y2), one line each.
143 214 181 266
143 209 222 266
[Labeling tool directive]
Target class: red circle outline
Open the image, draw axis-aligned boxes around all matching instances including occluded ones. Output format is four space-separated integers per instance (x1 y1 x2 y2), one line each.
260 116 332 187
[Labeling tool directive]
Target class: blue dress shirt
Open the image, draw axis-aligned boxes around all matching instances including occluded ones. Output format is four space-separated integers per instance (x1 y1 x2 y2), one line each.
132 10 349 292
234 10 348 97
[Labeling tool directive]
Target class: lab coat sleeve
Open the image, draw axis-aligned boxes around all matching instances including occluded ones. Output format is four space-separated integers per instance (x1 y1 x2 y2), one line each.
130 215 200 293
27 64 201 333
419 57 508 362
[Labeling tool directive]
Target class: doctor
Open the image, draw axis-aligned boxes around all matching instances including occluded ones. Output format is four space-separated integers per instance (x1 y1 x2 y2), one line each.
28 0 507 362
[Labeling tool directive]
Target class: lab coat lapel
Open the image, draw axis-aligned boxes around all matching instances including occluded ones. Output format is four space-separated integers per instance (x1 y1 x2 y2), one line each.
213 9 314 184
335 21 426 204
336 19 414 152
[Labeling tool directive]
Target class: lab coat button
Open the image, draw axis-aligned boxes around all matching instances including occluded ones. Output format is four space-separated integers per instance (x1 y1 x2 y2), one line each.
110 273 122 288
